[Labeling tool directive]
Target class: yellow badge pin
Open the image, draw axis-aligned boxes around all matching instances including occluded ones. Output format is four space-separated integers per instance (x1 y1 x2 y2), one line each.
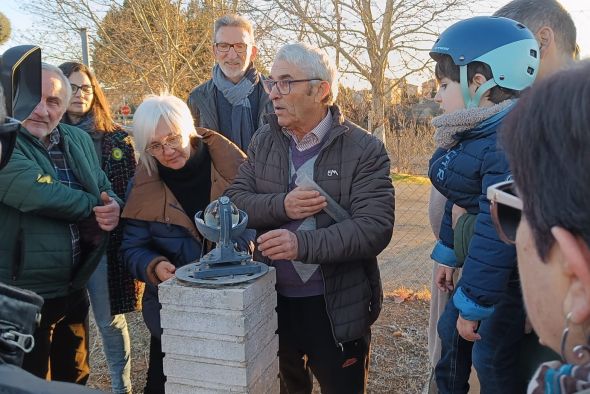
112 148 123 160
36 174 53 184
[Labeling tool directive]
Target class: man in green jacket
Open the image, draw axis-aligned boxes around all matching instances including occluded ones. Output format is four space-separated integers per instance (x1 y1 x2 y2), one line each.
0 63 121 385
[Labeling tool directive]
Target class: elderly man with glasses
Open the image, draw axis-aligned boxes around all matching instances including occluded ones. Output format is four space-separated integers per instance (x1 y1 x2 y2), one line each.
226 42 395 393
0 63 121 385
187 14 273 152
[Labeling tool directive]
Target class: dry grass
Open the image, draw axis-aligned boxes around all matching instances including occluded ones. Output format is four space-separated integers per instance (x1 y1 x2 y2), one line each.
368 295 430 393
87 293 430 394
385 286 432 303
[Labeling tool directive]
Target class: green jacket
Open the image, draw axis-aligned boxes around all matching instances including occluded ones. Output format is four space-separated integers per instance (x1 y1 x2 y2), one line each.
0 123 119 299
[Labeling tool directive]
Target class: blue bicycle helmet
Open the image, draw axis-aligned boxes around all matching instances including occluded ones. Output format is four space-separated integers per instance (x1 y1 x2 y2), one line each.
430 16 539 108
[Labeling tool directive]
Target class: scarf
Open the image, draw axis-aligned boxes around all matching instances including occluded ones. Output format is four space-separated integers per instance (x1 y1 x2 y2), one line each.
158 140 211 222
528 360 590 394
212 64 257 149
432 100 514 149
65 112 103 164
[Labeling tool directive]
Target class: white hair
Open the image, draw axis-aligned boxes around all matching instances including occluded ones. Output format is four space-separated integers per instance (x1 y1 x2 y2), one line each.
275 43 339 105
132 94 200 175
41 63 72 107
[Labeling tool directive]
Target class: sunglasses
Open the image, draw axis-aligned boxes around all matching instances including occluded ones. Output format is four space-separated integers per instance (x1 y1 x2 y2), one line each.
487 180 523 244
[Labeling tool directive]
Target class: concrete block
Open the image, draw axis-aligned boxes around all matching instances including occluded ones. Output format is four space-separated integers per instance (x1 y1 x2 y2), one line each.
163 334 278 387
165 361 278 394
161 310 277 362
249 359 280 394
160 268 278 393
159 267 276 311
160 288 276 337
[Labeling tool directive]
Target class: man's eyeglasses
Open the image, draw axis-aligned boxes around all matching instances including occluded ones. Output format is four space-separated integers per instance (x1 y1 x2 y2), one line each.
214 42 248 53
145 134 183 156
487 180 523 244
262 78 322 95
71 83 93 95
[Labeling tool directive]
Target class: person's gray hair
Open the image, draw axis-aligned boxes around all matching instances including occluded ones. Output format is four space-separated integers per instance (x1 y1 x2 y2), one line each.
214 14 255 45
41 63 72 107
494 0 577 56
132 94 200 176
275 43 339 105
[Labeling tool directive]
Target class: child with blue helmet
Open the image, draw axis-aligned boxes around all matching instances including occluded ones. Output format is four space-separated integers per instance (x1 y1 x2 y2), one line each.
427 16 539 393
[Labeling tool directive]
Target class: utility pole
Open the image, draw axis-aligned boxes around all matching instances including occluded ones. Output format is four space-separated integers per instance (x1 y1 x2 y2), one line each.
79 28 89 66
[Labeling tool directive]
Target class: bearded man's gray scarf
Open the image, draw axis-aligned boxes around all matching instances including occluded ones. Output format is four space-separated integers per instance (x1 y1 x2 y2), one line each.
212 64 257 149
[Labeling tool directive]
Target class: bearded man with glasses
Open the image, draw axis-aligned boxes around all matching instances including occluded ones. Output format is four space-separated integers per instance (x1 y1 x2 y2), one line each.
187 14 273 152
226 42 394 393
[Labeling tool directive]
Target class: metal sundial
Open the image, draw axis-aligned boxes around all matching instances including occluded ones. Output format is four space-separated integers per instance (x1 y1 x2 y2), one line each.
175 196 268 285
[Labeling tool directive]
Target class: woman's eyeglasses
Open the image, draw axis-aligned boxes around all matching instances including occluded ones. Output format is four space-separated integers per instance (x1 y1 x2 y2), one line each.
70 83 93 95
487 180 523 244
145 134 183 156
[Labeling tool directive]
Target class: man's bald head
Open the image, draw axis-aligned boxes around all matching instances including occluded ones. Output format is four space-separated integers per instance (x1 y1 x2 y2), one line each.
494 0 577 78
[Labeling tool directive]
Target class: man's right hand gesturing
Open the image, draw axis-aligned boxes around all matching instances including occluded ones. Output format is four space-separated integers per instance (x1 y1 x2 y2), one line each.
284 186 327 220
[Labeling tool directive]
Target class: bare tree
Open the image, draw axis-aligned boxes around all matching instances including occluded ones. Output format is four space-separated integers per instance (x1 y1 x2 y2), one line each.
244 0 470 144
336 84 371 129
19 0 238 105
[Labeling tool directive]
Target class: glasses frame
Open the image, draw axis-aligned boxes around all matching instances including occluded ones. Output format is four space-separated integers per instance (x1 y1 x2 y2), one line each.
70 83 93 95
262 78 322 95
145 134 183 157
214 42 249 53
487 180 523 245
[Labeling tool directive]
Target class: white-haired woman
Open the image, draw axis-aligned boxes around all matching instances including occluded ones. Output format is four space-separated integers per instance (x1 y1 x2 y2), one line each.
120 94 248 393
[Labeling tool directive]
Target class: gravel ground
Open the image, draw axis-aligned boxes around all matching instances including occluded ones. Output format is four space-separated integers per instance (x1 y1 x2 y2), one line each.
87 311 149 392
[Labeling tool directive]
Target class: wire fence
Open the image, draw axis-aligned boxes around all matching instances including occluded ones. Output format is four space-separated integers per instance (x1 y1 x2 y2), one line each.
377 122 437 292
379 178 435 292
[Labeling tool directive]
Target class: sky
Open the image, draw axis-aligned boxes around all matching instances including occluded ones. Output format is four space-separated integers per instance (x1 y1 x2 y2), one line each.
1 0 589 87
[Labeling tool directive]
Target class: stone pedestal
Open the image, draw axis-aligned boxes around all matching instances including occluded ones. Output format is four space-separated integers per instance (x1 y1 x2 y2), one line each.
159 268 278 394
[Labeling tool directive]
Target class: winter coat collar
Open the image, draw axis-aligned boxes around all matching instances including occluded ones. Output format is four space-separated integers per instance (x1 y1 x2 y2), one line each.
122 128 246 239
432 99 515 148
264 104 349 148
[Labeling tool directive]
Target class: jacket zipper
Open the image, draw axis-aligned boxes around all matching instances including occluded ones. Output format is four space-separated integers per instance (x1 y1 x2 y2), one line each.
279 122 347 350
320 266 343 350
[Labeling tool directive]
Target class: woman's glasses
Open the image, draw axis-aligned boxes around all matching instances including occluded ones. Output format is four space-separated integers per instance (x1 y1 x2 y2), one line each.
145 134 183 156
70 83 93 95
487 180 523 244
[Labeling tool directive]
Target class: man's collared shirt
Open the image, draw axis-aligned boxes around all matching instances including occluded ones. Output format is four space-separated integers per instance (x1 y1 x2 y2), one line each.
283 110 332 152
46 128 84 266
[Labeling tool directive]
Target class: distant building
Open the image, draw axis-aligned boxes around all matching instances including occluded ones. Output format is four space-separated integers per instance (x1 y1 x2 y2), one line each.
421 79 437 99
385 78 419 105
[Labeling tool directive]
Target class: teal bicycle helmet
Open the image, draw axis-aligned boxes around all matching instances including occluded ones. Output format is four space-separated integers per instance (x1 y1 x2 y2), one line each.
430 16 539 108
